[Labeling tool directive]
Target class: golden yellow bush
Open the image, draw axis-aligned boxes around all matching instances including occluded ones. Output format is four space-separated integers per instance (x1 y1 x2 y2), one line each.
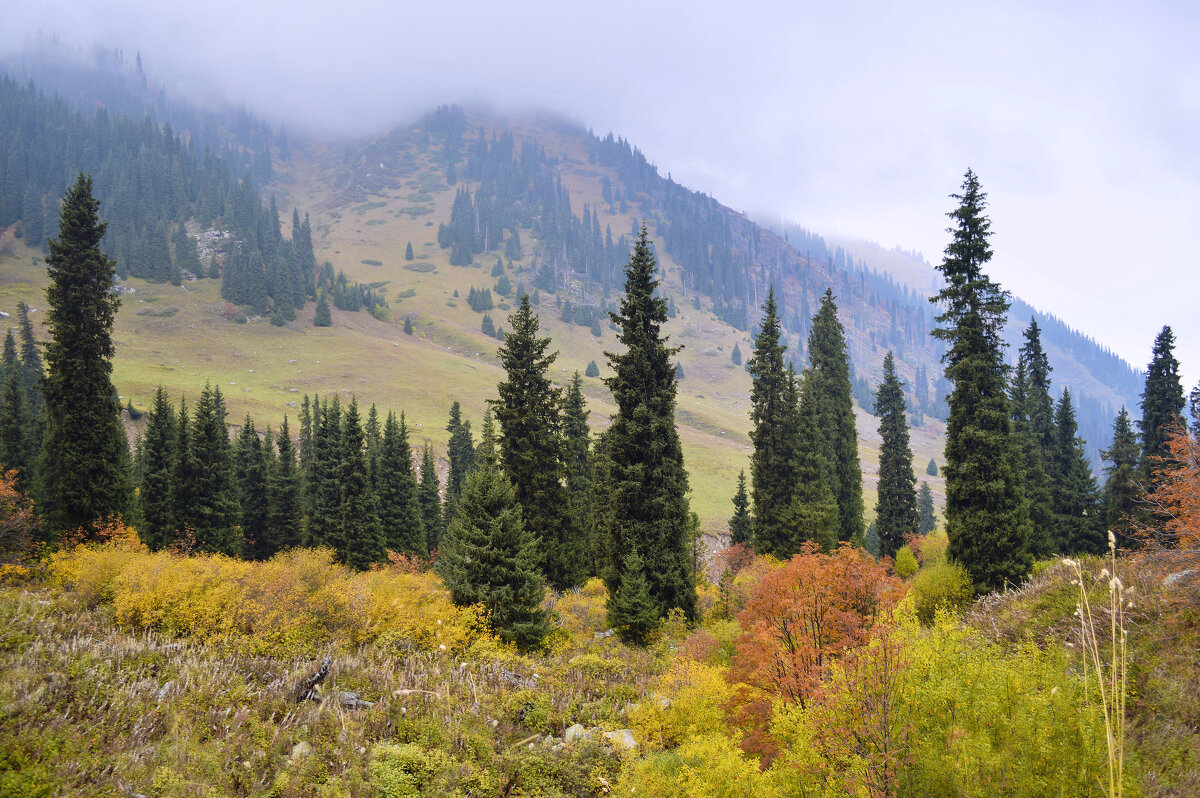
629 659 736 751
554 578 609 646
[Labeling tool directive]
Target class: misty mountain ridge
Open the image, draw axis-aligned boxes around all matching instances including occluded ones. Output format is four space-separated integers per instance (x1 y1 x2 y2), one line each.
0 48 1140 478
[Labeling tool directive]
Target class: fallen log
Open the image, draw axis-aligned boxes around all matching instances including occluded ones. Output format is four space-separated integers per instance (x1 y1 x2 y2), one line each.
295 656 332 703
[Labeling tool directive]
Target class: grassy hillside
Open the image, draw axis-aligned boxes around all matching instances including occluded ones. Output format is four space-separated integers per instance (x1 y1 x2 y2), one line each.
0 113 953 532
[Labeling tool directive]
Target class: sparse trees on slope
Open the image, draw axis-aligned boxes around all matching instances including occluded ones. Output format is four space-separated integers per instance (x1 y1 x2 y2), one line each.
874 352 919 559
493 294 585 590
931 170 1031 593
807 289 865 546
38 174 130 538
595 224 697 621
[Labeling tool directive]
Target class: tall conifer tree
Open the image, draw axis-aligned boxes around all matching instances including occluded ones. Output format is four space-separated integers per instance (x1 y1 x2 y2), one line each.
266 416 303 552
728 469 751 546
138 386 177 550
874 352 919 558
747 287 799 555
917 481 937 535
1101 407 1141 549
377 411 425 555
336 399 384 570
789 370 840 552
444 401 476 519
189 384 240 555
39 175 129 537
493 295 585 590
1049 389 1104 554
931 170 1031 593
562 371 595 572
418 442 443 552
806 289 865 545
235 417 271 559
1139 325 1185 492
595 224 696 621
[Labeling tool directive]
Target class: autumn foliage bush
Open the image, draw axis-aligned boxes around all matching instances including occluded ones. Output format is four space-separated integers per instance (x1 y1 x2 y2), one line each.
731 543 904 706
52 541 492 655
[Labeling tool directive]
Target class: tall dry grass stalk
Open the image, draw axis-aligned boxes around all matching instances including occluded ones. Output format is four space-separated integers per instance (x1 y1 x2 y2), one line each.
1063 531 1129 798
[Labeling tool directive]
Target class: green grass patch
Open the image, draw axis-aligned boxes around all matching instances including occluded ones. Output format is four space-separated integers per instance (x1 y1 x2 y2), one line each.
405 262 437 273
365 219 385 226
396 289 417 299
136 306 179 318
353 200 388 213
361 259 383 266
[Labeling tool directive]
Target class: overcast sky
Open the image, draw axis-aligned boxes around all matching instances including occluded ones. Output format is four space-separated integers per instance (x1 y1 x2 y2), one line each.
4 0 1199 389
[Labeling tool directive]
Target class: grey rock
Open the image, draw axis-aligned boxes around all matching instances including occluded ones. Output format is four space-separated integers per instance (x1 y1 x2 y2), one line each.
602 729 637 750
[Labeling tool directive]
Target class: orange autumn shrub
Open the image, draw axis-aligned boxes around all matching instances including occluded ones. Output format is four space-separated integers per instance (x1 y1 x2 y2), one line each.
1146 425 1200 599
0 469 38 565
731 543 904 706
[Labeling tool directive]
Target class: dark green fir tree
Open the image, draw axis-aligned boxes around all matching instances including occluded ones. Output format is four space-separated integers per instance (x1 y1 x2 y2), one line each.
444 401 476 518
789 370 840 553
728 469 751 546
931 169 1031 593
806 288 865 546
138 386 177 550
606 547 659 645
493 294 586 590
336 399 384 570
874 352 918 559
747 287 799 556
1102 407 1142 549
188 384 240 555
235 417 271 559
595 224 696 621
437 463 549 651
1139 325 1185 492
418 442 443 552
1049 389 1104 554
313 291 332 327
917 481 937 535
38 175 130 538
266 416 304 552
376 412 425 556
563 371 595 572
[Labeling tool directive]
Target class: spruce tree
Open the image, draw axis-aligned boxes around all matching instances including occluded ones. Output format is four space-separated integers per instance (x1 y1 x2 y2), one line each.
377 412 425 555
1101 407 1141 549
788 370 840 553
606 547 659 645
747 287 799 556
336 399 384 570
1139 325 1185 492
15 301 45 425
595 224 696 621
1 330 17 389
0 372 30 485
444 401 476 518
235 417 271 559
728 469 751 546
1013 318 1056 556
807 288 865 546
931 170 1031 593
563 371 595 572
437 463 549 651
476 408 498 468
313 292 332 327
170 398 198 548
189 384 240 555
418 442 443 552
493 294 585 590
306 397 343 548
38 174 130 538
917 482 937 535
874 352 919 559
1049 389 1104 554
138 386 177 550
266 416 303 552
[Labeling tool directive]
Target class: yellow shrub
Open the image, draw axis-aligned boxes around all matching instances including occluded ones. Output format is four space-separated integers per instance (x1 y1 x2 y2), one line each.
554 578 608 645
630 660 736 750
50 525 148 609
894 545 918 578
619 732 776 797
910 559 974 625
